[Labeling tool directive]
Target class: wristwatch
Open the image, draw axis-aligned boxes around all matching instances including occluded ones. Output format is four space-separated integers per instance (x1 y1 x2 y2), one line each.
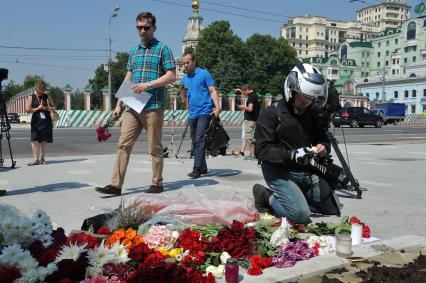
146 81 152 89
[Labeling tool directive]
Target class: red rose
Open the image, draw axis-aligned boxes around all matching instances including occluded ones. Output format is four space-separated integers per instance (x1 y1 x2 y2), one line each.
97 226 111 235
248 265 263 276
349 216 362 224
362 225 371 238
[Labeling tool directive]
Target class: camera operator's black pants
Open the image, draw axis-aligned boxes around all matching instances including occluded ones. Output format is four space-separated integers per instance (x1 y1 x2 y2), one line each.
262 162 340 223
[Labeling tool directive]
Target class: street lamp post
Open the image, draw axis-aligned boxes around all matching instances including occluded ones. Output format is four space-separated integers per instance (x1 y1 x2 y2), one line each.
108 5 120 112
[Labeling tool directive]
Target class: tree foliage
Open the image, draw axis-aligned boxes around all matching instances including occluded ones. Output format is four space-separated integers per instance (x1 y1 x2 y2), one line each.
195 21 247 93
195 22 299 95
89 52 128 110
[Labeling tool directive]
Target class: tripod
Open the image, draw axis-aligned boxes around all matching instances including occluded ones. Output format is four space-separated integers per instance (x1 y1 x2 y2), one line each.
163 113 183 161
0 71 16 196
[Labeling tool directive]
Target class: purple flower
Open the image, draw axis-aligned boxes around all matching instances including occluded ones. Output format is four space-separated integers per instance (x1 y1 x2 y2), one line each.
272 240 314 268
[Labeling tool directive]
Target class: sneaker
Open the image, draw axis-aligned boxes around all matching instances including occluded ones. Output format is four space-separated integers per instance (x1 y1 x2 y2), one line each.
187 170 201 179
146 185 164 194
252 184 273 214
95 185 122 196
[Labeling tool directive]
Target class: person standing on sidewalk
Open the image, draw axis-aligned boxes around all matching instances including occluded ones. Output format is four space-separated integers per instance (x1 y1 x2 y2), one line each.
96 11 176 195
180 51 221 179
26 80 56 166
235 84 260 160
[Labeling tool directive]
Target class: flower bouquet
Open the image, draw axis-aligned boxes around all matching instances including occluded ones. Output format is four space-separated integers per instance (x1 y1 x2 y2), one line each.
96 113 120 142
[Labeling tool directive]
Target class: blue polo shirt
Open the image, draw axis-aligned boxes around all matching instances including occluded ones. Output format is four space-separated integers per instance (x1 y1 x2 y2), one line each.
182 67 214 119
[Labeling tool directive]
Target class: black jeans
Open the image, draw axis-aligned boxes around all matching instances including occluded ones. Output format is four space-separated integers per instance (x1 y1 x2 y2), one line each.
189 114 211 173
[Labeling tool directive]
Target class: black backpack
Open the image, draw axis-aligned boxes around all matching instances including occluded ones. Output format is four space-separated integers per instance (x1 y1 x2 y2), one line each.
204 116 230 152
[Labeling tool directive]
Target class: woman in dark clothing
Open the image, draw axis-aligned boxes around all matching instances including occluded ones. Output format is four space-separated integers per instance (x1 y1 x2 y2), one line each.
25 80 55 165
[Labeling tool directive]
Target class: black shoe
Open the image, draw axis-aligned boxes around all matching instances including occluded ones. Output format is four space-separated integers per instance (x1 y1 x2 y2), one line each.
253 184 273 214
146 185 164 194
95 185 122 196
187 170 201 179
201 169 208 175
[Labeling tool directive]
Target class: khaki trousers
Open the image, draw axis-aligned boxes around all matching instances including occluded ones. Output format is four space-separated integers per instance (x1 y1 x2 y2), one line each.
111 108 164 188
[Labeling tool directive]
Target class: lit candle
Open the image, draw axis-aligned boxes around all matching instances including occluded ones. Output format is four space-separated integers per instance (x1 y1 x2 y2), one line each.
335 235 352 257
351 224 363 245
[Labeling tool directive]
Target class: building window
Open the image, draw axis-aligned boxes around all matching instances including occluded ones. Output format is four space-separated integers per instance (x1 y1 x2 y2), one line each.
331 69 339 75
299 50 302 55
392 69 396 74
378 52 381 57
366 93 370 98
386 41 389 46
405 90 409 98
423 105 426 112
413 56 416 62
377 62 380 67
424 89 426 97
411 105 416 113
306 50 308 55
386 61 389 66
306 36 308 40
376 92 380 99
395 39 398 44
407 21 416 40
299 42 302 47
378 42 381 47
341 45 348 60
404 58 408 63
394 91 398 98
386 50 389 56
306 43 308 48
293 42 295 47
412 90 416 97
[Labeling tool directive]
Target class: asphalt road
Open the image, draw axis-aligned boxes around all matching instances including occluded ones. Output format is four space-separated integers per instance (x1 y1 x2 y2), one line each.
2 124 425 159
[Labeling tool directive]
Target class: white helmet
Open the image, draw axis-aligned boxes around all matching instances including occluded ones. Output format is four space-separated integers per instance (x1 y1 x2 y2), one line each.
284 63 328 108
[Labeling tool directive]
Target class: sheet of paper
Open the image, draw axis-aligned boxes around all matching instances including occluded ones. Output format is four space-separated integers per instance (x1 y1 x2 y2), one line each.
115 80 151 113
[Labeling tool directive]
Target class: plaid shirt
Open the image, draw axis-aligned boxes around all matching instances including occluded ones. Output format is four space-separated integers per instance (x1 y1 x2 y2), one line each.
126 38 175 110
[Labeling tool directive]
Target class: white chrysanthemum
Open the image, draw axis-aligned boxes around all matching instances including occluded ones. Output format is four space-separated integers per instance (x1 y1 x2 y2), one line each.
18 254 39 271
30 209 53 247
206 264 225 278
220 251 231 265
87 242 114 267
55 243 87 262
86 266 102 278
37 263 58 281
109 242 130 263
0 244 23 266
307 235 334 255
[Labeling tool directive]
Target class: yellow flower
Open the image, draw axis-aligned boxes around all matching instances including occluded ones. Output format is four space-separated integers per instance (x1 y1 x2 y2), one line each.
169 248 183 258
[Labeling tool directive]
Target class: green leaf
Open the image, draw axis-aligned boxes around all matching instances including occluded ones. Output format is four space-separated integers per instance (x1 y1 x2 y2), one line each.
341 216 349 224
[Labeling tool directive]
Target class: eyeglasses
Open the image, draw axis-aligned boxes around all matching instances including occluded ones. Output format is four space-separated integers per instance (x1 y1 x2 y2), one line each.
136 25 151 31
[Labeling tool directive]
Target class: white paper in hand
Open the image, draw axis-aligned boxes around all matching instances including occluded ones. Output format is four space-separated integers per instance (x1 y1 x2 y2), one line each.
115 80 152 113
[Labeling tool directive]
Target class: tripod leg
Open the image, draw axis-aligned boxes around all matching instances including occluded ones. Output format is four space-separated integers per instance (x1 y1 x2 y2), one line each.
5 131 16 168
0 130 3 166
327 132 362 198
176 120 190 156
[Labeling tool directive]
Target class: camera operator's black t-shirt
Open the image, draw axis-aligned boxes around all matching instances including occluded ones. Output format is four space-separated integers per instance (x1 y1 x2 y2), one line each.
244 92 261 121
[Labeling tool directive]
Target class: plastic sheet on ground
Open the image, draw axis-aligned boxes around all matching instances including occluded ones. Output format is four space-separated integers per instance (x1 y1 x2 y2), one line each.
132 185 257 226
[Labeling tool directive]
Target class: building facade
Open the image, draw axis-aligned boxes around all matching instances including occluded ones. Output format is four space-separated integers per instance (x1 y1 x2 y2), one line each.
356 0 410 33
281 16 364 59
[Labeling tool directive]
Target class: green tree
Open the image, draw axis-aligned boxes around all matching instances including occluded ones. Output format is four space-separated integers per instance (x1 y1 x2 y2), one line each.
245 35 298 94
23 75 45 89
48 87 64 110
195 21 247 92
71 90 84 110
3 80 24 101
89 52 128 110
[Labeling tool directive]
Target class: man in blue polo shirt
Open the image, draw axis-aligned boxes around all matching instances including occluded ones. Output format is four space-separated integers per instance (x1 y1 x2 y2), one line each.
181 51 221 179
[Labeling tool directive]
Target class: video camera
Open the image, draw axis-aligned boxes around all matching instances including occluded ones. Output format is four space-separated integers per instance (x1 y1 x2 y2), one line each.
0 68 8 82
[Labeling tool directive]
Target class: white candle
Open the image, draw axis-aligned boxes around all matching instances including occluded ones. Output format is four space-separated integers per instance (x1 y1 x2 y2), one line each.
351 224 363 245
336 235 352 257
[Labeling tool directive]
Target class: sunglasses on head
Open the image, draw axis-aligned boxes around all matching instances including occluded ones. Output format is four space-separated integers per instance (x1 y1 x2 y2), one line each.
136 25 151 31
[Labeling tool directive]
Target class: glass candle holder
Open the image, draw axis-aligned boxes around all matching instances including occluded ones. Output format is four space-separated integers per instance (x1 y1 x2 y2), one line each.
225 257 239 283
335 235 352 257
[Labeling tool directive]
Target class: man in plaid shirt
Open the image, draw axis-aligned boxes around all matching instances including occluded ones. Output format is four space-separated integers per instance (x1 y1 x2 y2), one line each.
96 11 176 195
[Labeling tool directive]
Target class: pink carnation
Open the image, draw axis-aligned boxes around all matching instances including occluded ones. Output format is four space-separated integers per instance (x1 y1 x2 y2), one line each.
143 225 178 250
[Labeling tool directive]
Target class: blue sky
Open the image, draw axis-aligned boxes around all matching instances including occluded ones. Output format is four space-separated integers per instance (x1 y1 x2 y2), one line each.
0 0 419 91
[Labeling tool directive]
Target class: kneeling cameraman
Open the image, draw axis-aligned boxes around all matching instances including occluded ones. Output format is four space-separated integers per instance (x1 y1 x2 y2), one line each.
253 63 340 223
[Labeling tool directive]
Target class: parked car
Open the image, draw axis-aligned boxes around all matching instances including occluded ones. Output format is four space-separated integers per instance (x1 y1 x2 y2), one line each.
332 107 384 128
6 113 20 123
